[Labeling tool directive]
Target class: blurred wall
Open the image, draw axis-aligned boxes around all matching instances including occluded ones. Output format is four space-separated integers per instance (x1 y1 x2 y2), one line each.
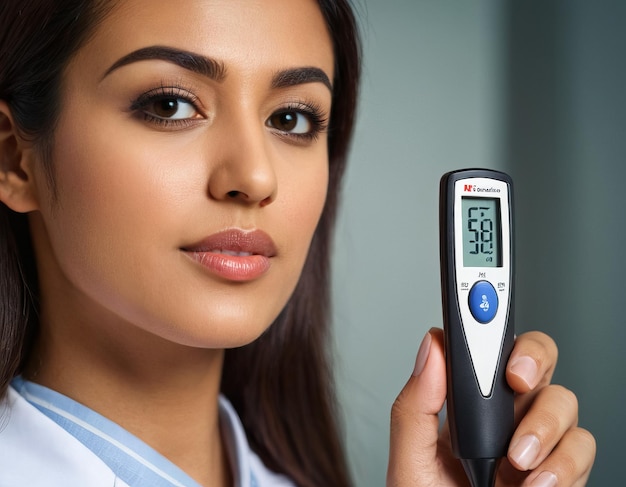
505 1 626 485
332 1 505 485
333 1 624 485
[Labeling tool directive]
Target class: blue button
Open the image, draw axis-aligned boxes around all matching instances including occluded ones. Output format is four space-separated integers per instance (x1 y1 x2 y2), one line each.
468 281 498 323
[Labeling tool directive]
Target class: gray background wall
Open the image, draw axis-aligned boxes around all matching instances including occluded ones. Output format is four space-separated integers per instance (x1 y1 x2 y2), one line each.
332 1 625 485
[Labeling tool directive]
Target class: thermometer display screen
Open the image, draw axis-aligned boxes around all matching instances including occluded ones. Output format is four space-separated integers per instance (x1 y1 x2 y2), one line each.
462 197 501 267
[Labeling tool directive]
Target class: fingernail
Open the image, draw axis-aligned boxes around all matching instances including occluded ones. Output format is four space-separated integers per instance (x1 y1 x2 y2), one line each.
412 332 432 377
509 355 539 389
530 471 558 487
509 434 541 470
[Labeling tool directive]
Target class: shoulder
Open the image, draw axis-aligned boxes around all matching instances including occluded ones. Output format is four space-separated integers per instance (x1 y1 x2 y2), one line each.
0 386 124 487
0 386 295 487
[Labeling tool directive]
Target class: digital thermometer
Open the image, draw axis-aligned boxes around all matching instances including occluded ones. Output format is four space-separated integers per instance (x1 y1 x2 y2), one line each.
439 169 515 487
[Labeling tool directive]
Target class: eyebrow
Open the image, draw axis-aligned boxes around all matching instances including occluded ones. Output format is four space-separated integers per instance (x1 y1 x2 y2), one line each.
102 46 226 81
102 45 332 92
272 67 333 92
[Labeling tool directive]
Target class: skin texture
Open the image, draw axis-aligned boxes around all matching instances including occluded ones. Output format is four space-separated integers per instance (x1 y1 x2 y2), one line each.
387 329 596 486
32 0 333 350
0 0 333 485
0 1 596 486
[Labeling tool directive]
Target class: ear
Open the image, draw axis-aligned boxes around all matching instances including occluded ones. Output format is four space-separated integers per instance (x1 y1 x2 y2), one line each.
0 101 40 213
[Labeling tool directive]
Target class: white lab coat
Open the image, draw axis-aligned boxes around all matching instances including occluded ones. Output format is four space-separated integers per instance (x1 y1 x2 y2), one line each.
0 386 127 486
0 386 294 487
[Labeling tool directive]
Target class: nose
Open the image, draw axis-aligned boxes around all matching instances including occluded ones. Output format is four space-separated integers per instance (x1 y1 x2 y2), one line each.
208 115 278 208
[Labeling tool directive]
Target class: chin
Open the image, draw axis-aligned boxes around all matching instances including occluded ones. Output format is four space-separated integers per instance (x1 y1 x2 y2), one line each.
154 308 281 350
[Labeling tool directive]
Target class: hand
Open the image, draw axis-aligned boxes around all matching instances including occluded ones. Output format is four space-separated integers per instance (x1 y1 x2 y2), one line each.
387 329 596 486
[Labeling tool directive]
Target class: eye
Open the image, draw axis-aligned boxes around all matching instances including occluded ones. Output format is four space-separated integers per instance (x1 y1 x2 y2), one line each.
130 86 204 128
144 97 198 120
266 103 328 143
267 110 312 134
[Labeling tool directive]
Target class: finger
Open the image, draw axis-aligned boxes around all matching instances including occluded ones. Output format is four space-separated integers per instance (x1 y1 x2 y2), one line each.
506 331 559 417
387 328 449 486
508 385 579 472
521 427 596 487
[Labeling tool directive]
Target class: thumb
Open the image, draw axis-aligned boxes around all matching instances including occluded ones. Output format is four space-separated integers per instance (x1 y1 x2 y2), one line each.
387 328 448 486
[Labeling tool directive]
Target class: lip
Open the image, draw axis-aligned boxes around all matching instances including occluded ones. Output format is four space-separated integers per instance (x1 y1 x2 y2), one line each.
181 228 277 282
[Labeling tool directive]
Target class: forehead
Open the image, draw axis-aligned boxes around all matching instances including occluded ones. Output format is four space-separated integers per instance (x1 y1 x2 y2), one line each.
79 0 334 80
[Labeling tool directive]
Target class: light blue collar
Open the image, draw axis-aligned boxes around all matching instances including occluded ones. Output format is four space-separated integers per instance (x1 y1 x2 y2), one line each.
11 377 258 487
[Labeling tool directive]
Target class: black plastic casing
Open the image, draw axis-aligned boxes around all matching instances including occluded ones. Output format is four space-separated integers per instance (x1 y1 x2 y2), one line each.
439 168 515 461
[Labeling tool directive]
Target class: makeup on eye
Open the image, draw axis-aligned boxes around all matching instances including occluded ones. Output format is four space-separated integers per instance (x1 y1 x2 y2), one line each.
129 85 205 128
109 45 333 134
266 102 329 142
129 82 329 140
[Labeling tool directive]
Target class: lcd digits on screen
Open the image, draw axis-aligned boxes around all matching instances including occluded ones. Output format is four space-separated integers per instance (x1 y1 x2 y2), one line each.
461 197 501 268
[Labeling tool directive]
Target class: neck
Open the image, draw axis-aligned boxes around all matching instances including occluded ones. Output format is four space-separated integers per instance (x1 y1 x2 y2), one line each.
25 311 231 487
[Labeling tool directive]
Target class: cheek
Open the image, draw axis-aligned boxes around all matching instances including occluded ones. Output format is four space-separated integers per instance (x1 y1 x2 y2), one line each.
279 160 329 254
52 104 203 226
41 115 198 295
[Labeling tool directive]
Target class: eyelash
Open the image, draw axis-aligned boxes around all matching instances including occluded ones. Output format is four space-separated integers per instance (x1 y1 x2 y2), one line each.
129 85 329 141
267 102 329 143
130 85 203 129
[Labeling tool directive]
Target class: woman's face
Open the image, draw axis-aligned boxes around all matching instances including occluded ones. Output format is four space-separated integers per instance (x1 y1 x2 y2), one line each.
29 0 333 349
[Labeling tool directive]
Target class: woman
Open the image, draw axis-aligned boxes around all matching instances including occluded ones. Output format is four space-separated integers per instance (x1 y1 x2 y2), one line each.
0 0 594 486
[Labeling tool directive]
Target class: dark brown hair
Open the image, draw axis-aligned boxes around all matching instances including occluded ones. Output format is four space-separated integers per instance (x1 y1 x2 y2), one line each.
0 1 361 486
0 0 115 392
221 2 361 484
